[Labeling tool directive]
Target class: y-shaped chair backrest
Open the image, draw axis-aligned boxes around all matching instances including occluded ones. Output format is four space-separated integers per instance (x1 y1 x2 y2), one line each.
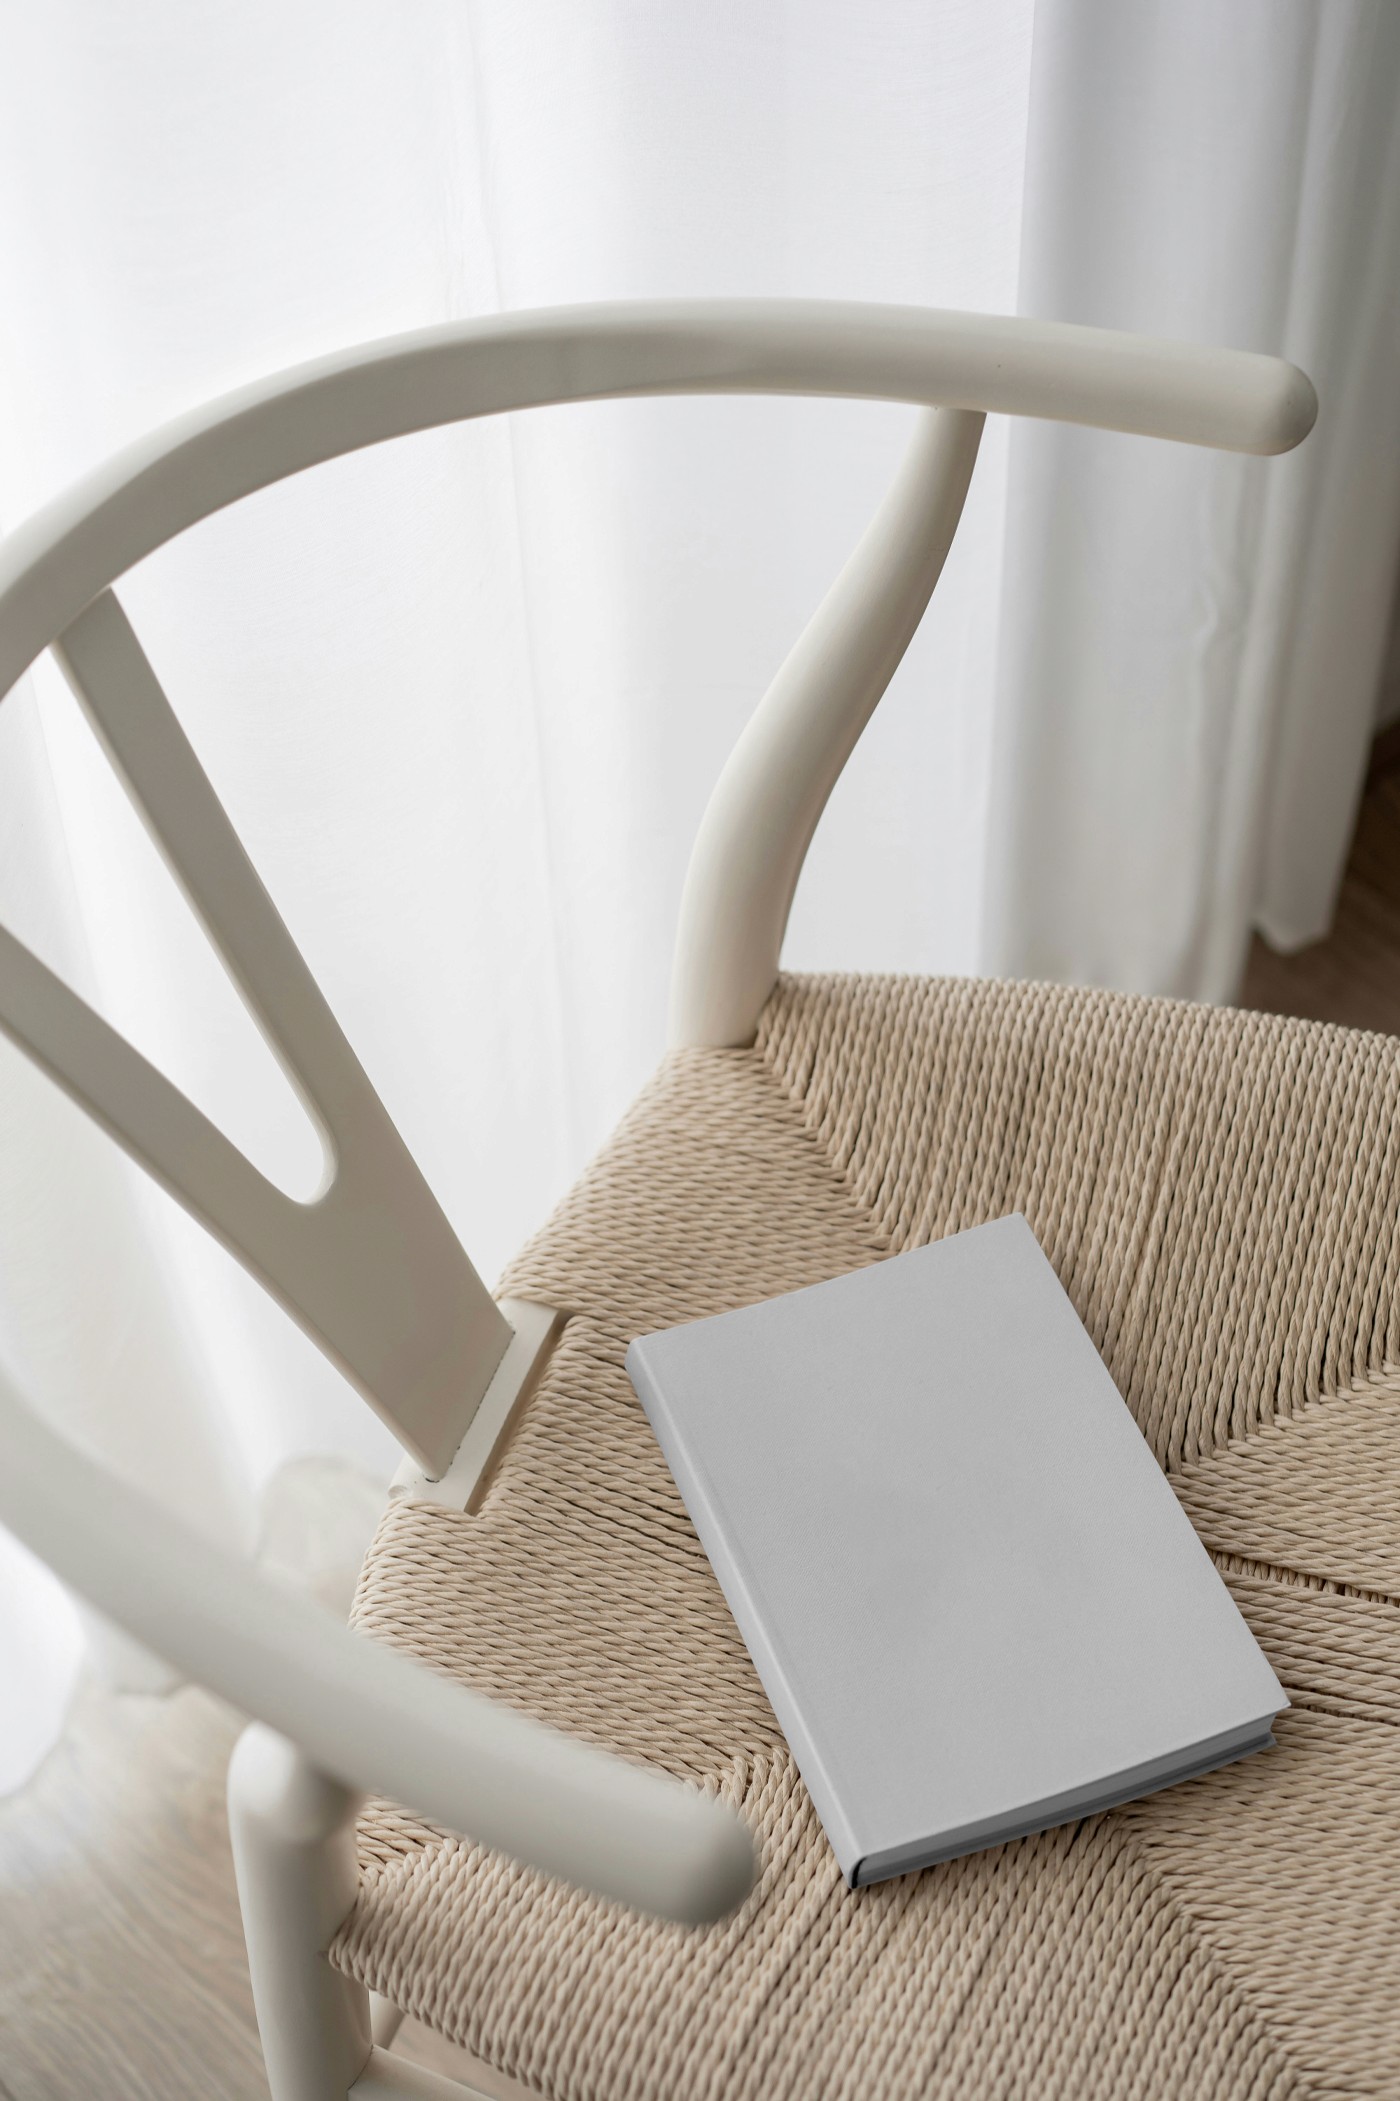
0 302 1315 1920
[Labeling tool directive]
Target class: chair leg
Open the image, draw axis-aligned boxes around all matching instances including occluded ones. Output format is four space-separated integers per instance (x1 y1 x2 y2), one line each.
228 1723 374 2101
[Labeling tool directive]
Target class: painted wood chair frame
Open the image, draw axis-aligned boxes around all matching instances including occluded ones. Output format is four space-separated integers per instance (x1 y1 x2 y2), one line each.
0 301 1315 2100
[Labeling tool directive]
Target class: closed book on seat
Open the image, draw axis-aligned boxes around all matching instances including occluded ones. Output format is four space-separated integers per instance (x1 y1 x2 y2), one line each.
626 1213 1285 1886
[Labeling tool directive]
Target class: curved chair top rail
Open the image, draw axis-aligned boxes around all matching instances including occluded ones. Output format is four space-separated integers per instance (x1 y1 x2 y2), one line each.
0 301 1317 1928
0 299 1315 708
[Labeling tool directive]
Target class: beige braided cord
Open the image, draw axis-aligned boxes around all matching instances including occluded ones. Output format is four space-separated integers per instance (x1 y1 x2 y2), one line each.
333 974 1400 2098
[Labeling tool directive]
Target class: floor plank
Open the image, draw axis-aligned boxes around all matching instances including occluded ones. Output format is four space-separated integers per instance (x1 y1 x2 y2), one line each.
0 1686 265 2100
1239 764 1400 1038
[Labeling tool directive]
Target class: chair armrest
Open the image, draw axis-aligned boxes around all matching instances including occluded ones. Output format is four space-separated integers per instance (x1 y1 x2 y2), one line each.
0 1367 755 1926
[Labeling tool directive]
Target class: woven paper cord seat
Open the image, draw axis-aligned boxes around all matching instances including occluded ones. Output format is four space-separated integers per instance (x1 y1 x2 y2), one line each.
333 970 1400 2100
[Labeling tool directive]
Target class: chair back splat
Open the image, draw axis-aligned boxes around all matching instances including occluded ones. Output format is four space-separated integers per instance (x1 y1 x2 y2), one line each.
49 589 511 1475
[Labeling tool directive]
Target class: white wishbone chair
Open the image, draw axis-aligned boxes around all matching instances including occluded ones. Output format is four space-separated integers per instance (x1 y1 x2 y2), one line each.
0 303 1331 2101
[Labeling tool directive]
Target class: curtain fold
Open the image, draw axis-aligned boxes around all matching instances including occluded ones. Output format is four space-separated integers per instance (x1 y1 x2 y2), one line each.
983 0 1400 997
0 0 1395 1790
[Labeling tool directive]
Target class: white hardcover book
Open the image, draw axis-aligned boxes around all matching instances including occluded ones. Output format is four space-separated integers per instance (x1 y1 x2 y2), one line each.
626 1213 1284 1886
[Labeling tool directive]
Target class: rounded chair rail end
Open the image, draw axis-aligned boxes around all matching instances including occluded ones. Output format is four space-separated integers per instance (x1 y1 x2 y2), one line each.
1257 360 1319 455
662 1797 759 1926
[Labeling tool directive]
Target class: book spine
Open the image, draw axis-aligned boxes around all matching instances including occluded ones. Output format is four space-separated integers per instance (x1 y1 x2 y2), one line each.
625 1337 863 1884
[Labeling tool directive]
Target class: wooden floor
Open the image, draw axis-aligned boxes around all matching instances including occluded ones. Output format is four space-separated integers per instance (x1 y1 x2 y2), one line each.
1239 739 1400 1039
5 758 1400 2101
0 1683 534 2101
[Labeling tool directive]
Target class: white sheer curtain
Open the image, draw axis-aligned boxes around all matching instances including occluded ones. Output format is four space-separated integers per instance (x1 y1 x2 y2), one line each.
0 0 1396 1790
987 2 1400 994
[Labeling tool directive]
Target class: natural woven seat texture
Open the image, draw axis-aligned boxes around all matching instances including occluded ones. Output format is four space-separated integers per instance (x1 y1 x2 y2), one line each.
333 971 1400 2099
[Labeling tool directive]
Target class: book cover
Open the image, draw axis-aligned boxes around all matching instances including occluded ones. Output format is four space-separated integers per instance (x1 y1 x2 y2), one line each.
626 1213 1284 1885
